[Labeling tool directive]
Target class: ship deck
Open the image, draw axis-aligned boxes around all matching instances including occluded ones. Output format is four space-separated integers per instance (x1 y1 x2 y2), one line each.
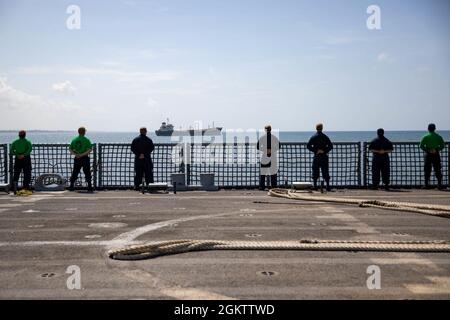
0 188 449 299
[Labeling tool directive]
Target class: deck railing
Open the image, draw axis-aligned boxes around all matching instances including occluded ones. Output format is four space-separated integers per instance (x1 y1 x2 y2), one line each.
363 142 449 187
0 144 7 184
2 142 449 189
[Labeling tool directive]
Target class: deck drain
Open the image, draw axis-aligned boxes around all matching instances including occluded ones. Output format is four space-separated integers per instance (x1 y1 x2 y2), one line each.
245 233 262 238
65 208 78 211
129 202 141 205
89 222 127 229
113 215 126 218
40 273 56 278
85 234 102 239
173 207 186 210
257 271 278 277
240 209 257 212
239 213 254 217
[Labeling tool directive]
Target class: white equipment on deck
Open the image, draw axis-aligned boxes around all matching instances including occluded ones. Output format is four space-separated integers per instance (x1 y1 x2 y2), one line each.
34 174 66 192
292 182 313 190
0 183 10 194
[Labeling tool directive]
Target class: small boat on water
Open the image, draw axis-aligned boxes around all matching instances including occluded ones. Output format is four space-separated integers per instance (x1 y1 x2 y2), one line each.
155 120 222 136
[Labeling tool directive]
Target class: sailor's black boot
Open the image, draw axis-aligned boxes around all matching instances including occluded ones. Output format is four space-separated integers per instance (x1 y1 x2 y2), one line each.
313 179 318 191
438 179 445 190
423 180 431 190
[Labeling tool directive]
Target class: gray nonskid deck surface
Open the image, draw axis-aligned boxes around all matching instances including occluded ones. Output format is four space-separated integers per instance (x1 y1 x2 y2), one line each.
0 189 449 299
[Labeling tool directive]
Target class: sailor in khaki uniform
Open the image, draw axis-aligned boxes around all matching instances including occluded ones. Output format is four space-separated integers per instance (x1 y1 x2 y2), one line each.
257 125 280 190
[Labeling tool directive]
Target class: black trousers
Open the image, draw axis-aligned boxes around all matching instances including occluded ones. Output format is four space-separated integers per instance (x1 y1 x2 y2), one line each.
259 174 277 189
424 153 442 185
372 155 390 186
13 156 32 189
70 156 92 187
134 158 154 187
312 154 330 182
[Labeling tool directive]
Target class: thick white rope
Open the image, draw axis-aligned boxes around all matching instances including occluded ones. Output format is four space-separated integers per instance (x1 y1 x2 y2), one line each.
108 189 450 260
108 239 450 260
268 189 450 218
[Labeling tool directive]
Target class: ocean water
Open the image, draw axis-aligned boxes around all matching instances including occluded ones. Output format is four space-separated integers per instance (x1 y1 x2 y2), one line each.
1 130 449 144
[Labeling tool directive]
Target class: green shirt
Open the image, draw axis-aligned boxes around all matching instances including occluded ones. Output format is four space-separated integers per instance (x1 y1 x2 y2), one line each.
11 138 32 156
420 132 445 152
70 135 92 155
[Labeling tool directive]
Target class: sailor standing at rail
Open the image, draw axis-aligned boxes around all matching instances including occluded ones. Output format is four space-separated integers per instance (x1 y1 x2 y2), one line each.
11 130 33 193
131 127 155 191
69 127 93 192
257 125 280 190
420 123 446 190
369 128 394 190
307 123 333 191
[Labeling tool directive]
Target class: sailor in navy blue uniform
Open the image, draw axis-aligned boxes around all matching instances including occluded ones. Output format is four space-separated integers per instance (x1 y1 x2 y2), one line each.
131 127 155 190
307 123 333 191
369 128 393 190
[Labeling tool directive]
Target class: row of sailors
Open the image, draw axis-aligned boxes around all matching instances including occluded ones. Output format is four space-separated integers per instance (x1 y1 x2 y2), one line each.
9 124 446 192
257 123 445 191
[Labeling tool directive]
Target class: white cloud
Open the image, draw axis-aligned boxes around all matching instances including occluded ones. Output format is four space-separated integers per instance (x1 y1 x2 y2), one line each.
377 52 394 63
377 52 388 61
122 1 169 13
16 66 53 75
52 81 76 94
100 60 123 67
67 67 178 83
131 49 159 60
120 48 181 61
146 97 158 107
0 78 85 130
317 54 335 60
208 66 217 78
324 36 366 46
416 66 431 73
123 0 137 6
17 65 179 84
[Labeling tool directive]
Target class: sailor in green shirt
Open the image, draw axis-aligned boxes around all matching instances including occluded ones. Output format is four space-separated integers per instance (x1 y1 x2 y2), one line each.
69 127 93 192
11 130 33 192
420 123 445 190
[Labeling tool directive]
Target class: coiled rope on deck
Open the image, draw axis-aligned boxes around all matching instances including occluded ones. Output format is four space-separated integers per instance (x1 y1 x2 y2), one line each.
269 188 450 218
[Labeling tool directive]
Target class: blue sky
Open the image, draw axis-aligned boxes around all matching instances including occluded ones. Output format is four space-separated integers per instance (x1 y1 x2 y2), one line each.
0 0 449 131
